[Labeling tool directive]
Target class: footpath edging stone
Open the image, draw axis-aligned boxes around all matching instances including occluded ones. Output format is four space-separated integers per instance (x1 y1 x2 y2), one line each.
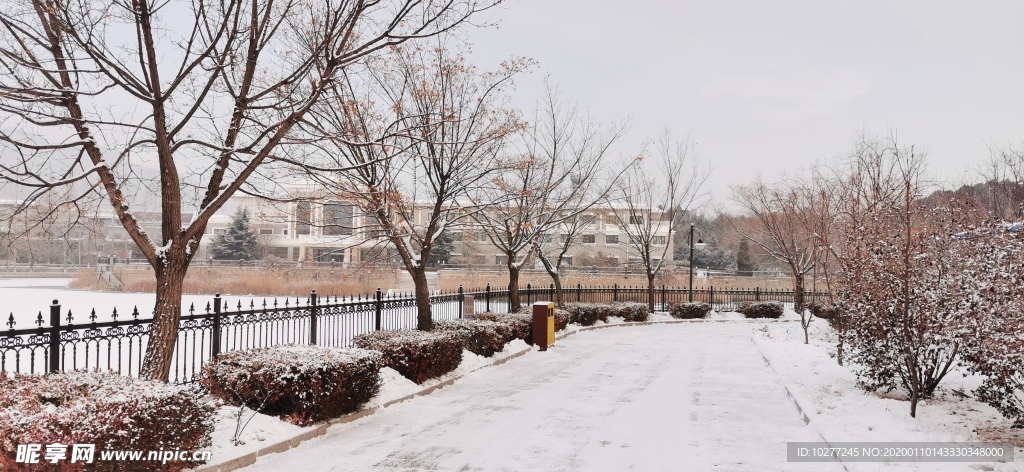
751 335 851 472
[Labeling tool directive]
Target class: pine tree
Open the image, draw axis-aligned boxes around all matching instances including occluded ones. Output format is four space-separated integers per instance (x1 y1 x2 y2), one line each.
736 239 753 276
210 208 260 260
426 231 454 266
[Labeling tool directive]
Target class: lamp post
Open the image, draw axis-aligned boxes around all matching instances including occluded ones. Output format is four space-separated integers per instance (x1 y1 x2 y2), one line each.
688 224 706 302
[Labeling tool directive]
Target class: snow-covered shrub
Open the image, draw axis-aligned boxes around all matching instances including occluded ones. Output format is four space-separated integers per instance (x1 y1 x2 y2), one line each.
669 301 712 319
837 198 978 418
738 301 783 318
0 371 215 471
563 302 651 324
956 225 1024 427
562 303 611 326
199 346 381 426
613 302 650 322
476 312 534 343
434 319 514 357
353 330 462 384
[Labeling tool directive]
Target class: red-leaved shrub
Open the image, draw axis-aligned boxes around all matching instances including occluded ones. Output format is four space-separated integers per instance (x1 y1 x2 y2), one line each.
613 302 651 322
739 301 784 319
670 301 712 319
353 330 462 384
199 346 382 426
434 319 514 357
476 313 534 344
0 371 216 471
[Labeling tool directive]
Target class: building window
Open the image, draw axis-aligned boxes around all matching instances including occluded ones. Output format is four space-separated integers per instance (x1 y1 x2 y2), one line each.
563 256 573 267
495 255 508 265
629 214 644 225
283 229 289 236
580 214 595 225
581 234 596 244
605 234 619 245
323 202 354 236
213 228 227 235
259 229 274 235
295 201 312 235
559 234 569 243
653 236 667 245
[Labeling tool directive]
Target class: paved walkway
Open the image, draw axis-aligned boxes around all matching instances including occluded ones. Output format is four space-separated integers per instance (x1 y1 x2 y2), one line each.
241 323 842 471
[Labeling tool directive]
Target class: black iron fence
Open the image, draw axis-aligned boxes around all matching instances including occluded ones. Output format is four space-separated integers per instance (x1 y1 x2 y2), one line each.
1 284 829 383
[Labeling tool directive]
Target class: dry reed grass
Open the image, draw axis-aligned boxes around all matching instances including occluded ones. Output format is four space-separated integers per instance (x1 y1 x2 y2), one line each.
70 266 396 297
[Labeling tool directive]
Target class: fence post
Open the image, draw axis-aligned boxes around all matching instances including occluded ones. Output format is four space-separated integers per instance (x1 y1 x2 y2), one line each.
577 283 581 302
485 283 491 313
375 288 383 331
526 283 531 306
458 285 464 319
709 286 715 311
549 284 554 301
661 285 666 311
613 283 618 302
48 300 60 373
309 290 318 345
212 293 222 358
755 287 761 302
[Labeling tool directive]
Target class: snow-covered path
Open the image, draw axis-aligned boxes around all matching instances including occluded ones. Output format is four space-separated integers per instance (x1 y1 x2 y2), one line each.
241 323 841 471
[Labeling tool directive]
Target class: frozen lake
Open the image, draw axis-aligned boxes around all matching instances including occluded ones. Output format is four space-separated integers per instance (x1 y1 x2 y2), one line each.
0 278 280 328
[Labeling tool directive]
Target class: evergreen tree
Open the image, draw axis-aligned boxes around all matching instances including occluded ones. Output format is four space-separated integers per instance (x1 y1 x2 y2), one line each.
210 208 260 260
426 231 454 266
736 239 753 276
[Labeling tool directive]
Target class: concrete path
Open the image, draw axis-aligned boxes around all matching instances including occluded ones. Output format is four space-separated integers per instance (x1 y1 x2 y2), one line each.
241 323 842 471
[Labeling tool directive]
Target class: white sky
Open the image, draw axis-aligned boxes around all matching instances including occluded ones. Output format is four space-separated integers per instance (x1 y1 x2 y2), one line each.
468 0 1024 203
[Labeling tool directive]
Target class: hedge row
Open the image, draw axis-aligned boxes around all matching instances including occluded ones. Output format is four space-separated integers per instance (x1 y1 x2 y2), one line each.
562 302 651 325
199 346 382 426
353 330 463 384
0 371 216 471
669 301 712 319
739 301 784 319
435 319 515 357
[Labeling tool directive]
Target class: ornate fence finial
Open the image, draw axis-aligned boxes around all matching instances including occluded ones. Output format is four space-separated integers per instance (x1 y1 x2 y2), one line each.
7 313 14 329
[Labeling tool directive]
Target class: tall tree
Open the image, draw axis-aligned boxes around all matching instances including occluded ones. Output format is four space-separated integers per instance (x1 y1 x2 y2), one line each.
300 43 526 330
732 178 819 343
609 132 709 311
0 0 499 380
473 82 627 311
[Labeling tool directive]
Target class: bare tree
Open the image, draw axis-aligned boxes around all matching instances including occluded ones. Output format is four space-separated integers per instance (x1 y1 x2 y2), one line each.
731 178 819 343
472 82 627 312
609 132 708 311
300 43 527 330
0 0 499 380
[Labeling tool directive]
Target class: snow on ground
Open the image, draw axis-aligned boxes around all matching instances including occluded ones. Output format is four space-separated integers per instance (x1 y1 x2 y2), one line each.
755 322 1024 472
0 277 72 288
207 340 534 468
238 323 838 472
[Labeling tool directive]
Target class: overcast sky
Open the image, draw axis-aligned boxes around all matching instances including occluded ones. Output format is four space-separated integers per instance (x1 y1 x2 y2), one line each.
468 0 1024 205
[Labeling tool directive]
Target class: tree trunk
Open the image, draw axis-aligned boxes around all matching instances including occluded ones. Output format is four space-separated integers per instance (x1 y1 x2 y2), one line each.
552 274 564 307
837 333 844 366
793 272 806 315
139 262 187 382
646 271 656 312
411 266 433 330
508 262 521 313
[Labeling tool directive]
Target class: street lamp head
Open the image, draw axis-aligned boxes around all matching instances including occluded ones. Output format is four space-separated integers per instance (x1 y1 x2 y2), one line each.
694 238 706 250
